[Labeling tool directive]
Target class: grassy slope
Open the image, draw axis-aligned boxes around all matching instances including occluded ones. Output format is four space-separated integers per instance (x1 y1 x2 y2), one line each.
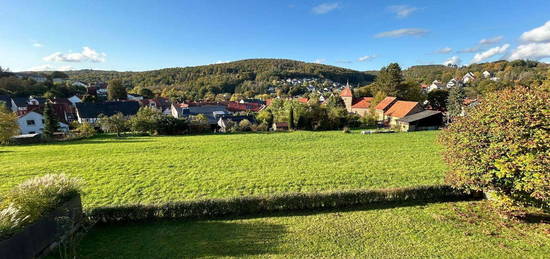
0 131 445 208
71 201 550 258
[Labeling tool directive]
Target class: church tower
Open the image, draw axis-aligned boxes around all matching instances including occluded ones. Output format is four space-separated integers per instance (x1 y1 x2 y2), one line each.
340 81 353 112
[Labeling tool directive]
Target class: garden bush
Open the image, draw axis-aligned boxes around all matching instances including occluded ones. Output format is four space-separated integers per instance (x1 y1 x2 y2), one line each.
438 86 549 211
89 185 478 223
0 174 82 239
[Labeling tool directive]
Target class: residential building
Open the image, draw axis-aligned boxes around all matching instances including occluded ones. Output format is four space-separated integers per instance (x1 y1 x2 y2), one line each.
426 80 444 92
17 110 69 134
68 95 82 106
127 94 144 101
171 103 229 125
396 110 443 132
217 115 256 132
446 78 462 88
462 72 475 83
339 85 375 116
383 101 423 126
374 96 398 121
482 71 492 78
75 101 140 123
140 98 171 114
11 97 29 114
227 101 264 112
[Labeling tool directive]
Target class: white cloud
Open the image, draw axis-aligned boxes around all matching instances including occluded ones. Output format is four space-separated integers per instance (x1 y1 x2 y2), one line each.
43 46 106 63
215 60 230 64
471 44 510 63
388 5 418 18
375 28 428 38
312 3 339 14
28 64 73 71
443 56 461 66
435 47 453 54
313 58 326 64
479 36 503 45
520 20 550 43
508 42 550 60
357 55 376 62
32 42 43 48
457 46 481 53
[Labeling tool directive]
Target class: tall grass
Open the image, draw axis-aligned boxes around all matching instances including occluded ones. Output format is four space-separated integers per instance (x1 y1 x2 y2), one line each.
0 174 82 240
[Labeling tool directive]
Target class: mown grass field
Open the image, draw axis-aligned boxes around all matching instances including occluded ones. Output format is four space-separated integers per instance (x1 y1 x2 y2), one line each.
0 131 445 208
68 201 550 258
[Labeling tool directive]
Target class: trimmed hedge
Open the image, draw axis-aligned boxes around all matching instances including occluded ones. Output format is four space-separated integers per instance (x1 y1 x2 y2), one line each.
89 185 482 223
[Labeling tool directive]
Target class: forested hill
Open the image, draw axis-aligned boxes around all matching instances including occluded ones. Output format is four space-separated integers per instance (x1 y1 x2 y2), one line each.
64 59 375 97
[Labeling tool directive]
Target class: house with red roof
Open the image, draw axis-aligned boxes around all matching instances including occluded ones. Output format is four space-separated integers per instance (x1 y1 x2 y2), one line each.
339 85 375 116
374 96 398 121
383 101 423 126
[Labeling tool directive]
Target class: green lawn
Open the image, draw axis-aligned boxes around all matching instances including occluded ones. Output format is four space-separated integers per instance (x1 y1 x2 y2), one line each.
0 131 445 208
68 201 550 258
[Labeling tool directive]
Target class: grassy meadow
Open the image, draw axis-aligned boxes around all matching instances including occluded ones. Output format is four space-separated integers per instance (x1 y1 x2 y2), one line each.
68 201 550 258
0 130 445 208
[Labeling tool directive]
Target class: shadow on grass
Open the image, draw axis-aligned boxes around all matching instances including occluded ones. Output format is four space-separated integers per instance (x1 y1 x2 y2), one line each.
72 221 285 258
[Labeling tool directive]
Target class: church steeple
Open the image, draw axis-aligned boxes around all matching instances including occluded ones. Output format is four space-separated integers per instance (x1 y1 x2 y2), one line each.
340 80 353 112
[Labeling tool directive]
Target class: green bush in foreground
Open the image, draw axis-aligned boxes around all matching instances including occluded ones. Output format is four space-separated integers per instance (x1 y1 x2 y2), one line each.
0 174 82 239
439 86 549 210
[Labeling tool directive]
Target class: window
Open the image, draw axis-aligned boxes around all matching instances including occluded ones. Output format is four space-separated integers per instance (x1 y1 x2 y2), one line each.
26 120 35 125
42 120 45 124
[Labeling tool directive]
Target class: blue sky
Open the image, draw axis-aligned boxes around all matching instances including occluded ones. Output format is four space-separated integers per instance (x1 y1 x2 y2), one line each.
2 0 550 72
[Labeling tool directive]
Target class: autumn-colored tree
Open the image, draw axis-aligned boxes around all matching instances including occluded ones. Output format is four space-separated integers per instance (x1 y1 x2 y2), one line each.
438 86 549 210
0 106 19 144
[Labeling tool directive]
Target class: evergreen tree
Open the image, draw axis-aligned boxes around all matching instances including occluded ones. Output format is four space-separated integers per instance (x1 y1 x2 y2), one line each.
43 102 59 138
447 86 465 119
288 107 294 130
373 63 404 96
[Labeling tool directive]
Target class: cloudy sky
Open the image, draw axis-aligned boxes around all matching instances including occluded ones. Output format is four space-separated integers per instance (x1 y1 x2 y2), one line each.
1 0 550 72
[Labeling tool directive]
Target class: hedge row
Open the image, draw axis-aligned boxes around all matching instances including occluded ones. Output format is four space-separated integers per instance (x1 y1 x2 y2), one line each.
89 185 482 223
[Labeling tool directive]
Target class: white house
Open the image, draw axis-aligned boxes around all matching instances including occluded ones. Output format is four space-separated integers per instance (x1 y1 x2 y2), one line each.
427 80 444 92
17 111 68 135
482 71 492 79
462 72 475 83
127 94 144 101
446 78 462 88
68 95 82 106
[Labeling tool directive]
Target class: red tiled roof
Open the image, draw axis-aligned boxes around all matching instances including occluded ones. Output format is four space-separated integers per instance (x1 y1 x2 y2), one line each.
384 101 420 118
297 97 309 104
340 87 353 97
227 102 263 112
375 96 397 111
463 98 477 106
351 97 374 109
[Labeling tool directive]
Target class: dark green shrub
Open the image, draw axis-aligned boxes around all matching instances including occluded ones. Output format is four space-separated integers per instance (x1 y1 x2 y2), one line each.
89 185 478 223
